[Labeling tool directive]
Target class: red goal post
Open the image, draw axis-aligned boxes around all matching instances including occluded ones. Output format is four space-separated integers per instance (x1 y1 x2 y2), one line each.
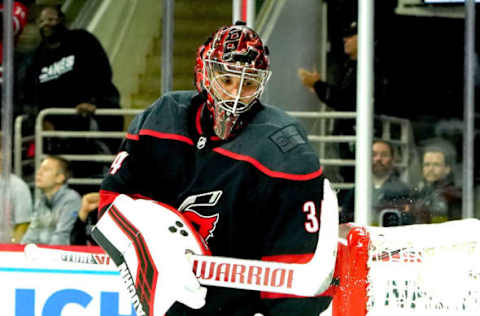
330 220 480 316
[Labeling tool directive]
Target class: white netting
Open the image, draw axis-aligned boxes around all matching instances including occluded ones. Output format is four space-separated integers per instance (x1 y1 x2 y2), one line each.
365 219 480 316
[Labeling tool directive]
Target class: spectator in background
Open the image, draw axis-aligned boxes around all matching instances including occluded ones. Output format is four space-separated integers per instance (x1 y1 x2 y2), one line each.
21 4 123 183
297 21 359 113
341 140 412 225
411 142 462 223
21 155 81 245
297 21 391 183
70 191 98 245
0 140 32 243
21 5 122 148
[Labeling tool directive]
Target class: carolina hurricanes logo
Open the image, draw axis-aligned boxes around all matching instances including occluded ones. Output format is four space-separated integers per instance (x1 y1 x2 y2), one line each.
182 211 219 241
178 191 222 241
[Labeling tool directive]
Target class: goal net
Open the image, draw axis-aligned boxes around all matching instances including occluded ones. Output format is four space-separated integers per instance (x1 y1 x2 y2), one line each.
331 219 480 316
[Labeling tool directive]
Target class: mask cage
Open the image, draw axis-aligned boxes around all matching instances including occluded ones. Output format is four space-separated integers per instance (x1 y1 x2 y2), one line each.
203 59 271 115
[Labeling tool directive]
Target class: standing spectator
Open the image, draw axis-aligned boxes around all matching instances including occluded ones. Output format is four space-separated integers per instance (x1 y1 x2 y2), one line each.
21 155 81 245
95 22 335 315
297 21 359 113
21 4 123 183
23 4 121 131
21 4 122 151
0 141 32 243
297 21 391 183
411 142 462 223
341 140 411 225
70 191 98 245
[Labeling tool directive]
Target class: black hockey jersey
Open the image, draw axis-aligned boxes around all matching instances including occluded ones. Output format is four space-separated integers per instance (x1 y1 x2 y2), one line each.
99 91 332 315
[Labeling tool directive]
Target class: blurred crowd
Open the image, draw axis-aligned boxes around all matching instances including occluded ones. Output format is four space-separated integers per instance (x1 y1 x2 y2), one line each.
297 0 472 226
1 2 117 246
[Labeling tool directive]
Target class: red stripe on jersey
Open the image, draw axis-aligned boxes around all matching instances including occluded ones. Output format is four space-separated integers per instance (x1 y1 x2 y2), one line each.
139 129 194 145
195 103 204 134
213 147 323 181
195 105 221 141
99 190 119 216
262 253 314 264
126 133 139 140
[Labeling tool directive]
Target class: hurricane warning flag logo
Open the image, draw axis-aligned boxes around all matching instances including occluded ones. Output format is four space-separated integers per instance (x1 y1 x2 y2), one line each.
178 191 222 241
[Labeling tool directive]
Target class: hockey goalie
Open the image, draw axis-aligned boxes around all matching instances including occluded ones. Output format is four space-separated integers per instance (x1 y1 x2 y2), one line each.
92 22 337 316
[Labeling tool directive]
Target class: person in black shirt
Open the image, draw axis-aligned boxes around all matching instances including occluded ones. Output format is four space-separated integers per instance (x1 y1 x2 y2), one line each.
22 4 121 132
22 5 123 182
411 142 462 223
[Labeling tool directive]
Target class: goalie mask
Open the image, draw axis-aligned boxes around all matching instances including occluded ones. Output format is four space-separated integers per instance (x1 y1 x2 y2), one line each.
195 22 271 140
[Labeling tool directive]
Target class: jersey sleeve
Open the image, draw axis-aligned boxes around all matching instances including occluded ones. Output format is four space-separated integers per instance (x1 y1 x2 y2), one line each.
99 107 153 215
258 171 333 313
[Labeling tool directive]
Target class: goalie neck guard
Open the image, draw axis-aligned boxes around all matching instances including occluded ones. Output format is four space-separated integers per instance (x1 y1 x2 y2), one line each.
195 21 271 140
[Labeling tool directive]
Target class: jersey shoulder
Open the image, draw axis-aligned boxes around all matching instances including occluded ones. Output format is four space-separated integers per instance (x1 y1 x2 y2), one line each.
223 104 322 178
127 90 195 136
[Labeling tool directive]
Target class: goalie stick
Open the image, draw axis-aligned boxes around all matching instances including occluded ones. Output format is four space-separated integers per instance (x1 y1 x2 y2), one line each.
25 180 338 314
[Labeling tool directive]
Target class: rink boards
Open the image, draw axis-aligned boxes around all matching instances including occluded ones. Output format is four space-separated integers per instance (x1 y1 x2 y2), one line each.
0 244 136 316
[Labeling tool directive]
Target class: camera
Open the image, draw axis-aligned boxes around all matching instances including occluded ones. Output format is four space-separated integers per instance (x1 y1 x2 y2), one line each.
379 209 414 227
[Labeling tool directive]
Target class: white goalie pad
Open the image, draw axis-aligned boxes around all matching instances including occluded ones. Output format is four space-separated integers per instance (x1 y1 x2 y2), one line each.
91 195 210 316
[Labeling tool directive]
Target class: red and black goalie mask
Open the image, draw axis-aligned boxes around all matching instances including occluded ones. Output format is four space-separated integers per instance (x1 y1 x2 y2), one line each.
195 22 271 140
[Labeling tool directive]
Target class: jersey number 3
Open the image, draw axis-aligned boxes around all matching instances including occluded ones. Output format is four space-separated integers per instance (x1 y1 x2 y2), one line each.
303 201 319 233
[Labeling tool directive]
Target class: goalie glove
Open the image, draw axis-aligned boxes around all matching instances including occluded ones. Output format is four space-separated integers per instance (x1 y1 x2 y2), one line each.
91 195 211 316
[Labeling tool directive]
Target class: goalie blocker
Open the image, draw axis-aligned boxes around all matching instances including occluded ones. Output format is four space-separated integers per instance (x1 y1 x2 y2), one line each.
91 179 339 316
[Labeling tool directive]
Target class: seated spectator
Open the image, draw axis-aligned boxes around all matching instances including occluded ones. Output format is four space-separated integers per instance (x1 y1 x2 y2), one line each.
21 155 81 245
411 142 462 223
20 4 123 179
70 191 98 245
0 141 32 243
297 21 359 112
341 140 412 225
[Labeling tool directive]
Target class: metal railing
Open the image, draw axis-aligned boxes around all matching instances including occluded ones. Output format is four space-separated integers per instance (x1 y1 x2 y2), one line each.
13 108 415 195
286 111 415 189
34 108 141 188
14 114 34 179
